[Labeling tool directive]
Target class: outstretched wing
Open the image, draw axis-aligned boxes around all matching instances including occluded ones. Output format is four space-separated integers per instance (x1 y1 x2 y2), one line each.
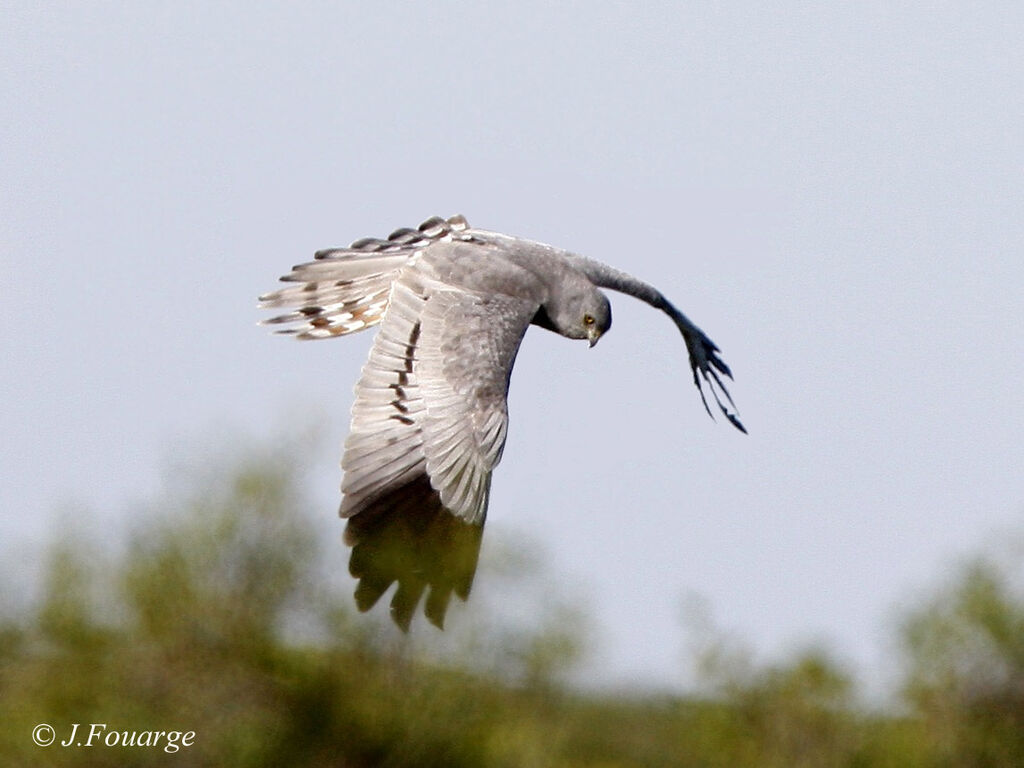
340 268 539 630
258 215 472 339
560 253 746 433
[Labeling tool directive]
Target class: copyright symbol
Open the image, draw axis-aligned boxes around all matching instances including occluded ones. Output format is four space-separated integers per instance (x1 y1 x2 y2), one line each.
33 723 55 746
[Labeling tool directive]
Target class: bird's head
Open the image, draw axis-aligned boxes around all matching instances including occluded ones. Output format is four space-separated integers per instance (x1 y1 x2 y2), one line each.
533 280 612 346
563 288 612 347
581 293 612 347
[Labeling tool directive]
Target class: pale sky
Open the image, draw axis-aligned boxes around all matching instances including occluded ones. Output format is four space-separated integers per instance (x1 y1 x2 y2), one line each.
3 2 1022 693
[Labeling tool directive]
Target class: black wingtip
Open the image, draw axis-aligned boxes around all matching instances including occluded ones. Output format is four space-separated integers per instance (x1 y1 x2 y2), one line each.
425 587 452 629
390 579 425 633
343 476 484 631
684 327 746 434
727 412 748 434
390 604 414 634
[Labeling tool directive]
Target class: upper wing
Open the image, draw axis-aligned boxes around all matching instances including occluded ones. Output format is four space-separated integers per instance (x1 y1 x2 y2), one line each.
340 266 539 629
562 253 745 433
258 214 472 339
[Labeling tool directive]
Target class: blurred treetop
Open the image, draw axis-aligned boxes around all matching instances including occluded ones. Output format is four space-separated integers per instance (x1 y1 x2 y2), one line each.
1 443 1022 767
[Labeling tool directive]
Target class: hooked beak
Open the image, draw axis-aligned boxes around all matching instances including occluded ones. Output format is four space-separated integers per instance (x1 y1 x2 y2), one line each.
587 328 603 348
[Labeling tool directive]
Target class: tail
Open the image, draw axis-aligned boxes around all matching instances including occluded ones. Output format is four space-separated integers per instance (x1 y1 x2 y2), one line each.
259 215 469 339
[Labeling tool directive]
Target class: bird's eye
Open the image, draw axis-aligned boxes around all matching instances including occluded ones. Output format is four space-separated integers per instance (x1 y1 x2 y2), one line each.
583 314 595 326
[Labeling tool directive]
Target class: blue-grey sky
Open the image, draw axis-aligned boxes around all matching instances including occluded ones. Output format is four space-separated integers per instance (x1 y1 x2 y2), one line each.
3 2 1022 692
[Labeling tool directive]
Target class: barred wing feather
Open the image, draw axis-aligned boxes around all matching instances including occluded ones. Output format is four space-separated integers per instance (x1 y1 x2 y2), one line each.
339 270 538 629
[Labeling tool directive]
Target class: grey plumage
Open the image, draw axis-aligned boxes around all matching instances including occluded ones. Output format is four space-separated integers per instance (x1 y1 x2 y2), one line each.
260 214 744 631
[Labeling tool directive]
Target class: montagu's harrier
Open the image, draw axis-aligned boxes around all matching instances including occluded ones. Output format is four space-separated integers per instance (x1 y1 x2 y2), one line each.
261 215 744 630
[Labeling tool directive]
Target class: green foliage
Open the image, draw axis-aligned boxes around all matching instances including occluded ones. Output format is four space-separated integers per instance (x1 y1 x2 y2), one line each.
901 555 1024 766
1 444 1022 766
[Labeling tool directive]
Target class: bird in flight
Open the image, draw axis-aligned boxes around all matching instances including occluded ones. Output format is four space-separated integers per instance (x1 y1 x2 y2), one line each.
260 215 744 631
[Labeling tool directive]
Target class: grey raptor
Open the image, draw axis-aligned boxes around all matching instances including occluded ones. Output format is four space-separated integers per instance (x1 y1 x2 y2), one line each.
260 214 744 630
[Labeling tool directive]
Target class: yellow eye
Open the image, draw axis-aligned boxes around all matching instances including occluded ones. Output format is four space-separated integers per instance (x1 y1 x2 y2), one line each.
583 314 595 326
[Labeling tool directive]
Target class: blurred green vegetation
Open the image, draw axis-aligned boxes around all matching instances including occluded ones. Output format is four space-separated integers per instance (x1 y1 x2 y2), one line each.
1 444 1022 767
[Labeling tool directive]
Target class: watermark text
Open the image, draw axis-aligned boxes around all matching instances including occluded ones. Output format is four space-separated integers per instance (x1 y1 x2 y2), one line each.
33 723 195 753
